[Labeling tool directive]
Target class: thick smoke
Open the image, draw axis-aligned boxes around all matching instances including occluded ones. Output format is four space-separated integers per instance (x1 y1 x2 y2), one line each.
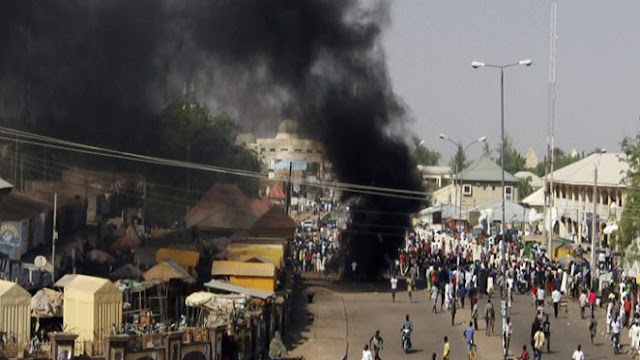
0 0 424 274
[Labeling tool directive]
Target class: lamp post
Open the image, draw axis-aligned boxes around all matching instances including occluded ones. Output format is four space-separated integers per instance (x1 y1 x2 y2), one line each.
439 133 488 235
472 59 531 360
590 149 606 291
439 133 487 305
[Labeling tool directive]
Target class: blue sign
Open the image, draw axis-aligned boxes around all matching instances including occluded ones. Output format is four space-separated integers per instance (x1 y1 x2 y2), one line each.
0 222 22 259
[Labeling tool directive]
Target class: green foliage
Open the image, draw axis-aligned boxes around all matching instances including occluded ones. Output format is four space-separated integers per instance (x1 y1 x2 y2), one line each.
143 99 262 224
449 144 466 174
482 141 492 159
534 147 581 177
495 135 525 174
518 176 534 199
412 137 440 166
620 135 640 250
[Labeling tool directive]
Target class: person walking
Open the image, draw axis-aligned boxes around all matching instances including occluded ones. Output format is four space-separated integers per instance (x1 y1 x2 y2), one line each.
442 336 451 360
533 327 545 360
579 290 588 319
571 344 584 360
471 301 479 330
551 288 561 319
369 330 383 360
484 299 495 336
451 300 457 326
407 277 413 302
588 288 597 318
463 322 475 360
503 316 513 358
588 315 598 344
542 315 551 353
390 276 398 302
361 344 372 360
431 284 439 313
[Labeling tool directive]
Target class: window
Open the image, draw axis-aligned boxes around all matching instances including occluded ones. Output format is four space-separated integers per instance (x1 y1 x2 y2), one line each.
280 148 288 151
269 148 276 152
504 186 513 201
294 148 302 152
317 149 324 154
462 184 472 196
307 149 313 153
260 147 266 152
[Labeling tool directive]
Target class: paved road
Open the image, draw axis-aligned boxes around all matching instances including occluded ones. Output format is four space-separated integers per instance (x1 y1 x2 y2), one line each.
289 274 629 360
341 281 624 360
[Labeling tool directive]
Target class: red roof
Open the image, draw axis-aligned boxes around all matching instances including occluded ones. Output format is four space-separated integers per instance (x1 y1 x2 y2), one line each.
186 183 271 231
249 206 296 237
268 184 285 199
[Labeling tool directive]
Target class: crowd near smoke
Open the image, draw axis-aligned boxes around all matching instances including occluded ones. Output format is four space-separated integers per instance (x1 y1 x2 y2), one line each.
0 0 424 274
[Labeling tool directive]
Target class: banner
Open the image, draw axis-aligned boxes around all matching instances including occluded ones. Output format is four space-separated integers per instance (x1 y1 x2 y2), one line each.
0 221 22 259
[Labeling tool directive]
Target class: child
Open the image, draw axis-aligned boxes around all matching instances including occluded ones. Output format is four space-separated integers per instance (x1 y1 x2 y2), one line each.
519 345 529 360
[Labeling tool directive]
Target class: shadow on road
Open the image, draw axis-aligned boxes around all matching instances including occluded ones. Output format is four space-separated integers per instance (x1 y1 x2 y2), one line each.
284 273 313 351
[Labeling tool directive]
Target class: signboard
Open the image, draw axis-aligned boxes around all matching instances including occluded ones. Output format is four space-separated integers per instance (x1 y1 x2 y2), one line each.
0 221 22 259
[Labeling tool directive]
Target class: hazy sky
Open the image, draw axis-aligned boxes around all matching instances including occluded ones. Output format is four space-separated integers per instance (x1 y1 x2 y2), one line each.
382 1 640 164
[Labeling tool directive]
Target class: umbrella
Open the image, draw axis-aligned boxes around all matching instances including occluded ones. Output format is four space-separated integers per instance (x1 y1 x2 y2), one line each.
87 249 116 264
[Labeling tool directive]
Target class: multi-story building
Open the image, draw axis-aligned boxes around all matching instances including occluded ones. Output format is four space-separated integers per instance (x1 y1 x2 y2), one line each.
236 120 332 182
431 156 520 210
544 152 628 247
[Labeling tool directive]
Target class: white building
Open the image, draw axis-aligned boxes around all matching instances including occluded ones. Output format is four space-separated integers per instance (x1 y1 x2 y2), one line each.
544 152 628 247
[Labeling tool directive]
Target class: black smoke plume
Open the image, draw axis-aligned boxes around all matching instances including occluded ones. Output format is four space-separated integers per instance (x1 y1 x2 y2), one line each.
0 0 424 274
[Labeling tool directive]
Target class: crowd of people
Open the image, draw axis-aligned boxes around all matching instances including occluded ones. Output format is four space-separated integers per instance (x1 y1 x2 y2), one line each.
357 222 640 360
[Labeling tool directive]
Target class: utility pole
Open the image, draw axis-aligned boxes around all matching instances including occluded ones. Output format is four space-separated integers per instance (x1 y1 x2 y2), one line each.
51 193 58 281
590 167 598 290
546 0 558 253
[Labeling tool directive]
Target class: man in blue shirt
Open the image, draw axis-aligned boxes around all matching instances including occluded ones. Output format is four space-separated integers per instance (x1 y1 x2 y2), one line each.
464 321 475 357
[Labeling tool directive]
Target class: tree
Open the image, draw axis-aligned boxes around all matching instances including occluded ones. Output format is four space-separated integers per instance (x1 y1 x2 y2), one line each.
620 135 640 251
496 135 525 174
412 137 440 166
518 176 534 199
449 144 466 174
482 141 492 159
534 147 581 177
150 99 262 223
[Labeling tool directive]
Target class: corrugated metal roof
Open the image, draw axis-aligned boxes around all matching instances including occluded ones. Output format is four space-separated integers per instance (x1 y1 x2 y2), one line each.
550 153 628 187
211 260 275 278
203 279 274 300
156 248 200 268
457 156 518 183
225 243 284 267
144 259 196 284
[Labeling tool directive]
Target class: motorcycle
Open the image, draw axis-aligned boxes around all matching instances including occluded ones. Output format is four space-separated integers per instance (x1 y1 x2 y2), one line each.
402 328 412 353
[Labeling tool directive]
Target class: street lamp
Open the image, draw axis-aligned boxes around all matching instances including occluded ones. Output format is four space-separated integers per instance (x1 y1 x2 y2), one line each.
590 148 606 291
472 58 531 359
439 133 487 296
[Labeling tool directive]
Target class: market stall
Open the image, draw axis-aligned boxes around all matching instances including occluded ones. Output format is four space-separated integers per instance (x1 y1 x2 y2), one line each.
0 280 31 347
62 275 122 354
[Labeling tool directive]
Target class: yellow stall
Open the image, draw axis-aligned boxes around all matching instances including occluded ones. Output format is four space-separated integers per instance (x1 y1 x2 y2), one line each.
155 248 200 278
211 261 276 292
63 275 122 352
225 243 284 269
0 280 31 347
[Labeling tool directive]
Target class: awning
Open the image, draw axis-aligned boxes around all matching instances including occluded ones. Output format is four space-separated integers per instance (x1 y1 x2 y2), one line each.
203 279 274 300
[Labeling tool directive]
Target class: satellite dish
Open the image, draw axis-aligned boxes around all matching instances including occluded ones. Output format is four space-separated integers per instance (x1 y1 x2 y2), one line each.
34 256 48 268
